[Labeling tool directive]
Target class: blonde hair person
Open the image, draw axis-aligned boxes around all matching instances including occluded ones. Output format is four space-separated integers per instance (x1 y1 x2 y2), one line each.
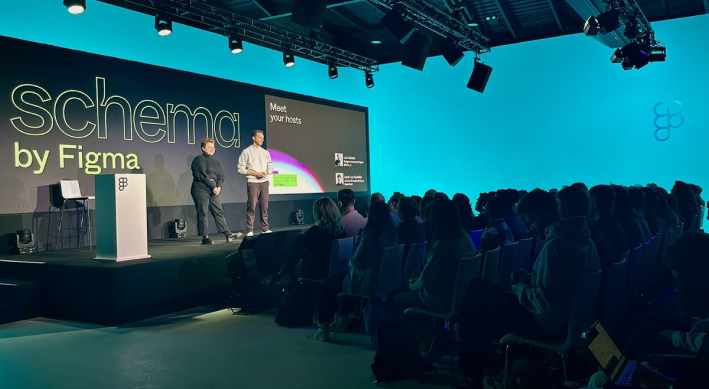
313 197 345 237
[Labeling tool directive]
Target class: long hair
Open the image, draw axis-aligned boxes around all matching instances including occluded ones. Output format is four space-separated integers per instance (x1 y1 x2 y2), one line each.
313 197 345 236
364 201 396 243
430 199 465 242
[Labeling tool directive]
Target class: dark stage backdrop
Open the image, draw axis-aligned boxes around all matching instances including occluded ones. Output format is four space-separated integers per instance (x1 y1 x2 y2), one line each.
0 36 370 217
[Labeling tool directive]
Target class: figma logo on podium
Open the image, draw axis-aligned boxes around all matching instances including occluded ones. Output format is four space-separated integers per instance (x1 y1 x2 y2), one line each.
119 177 128 191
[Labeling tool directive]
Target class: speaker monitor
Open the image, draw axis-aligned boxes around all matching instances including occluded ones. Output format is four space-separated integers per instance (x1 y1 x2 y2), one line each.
467 62 493 93
290 0 328 31
437 38 464 67
381 10 416 44
401 33 433 71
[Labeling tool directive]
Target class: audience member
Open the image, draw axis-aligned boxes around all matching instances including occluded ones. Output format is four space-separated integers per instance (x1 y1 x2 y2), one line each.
387 192 405 227
433 192 450 201
338 189 366 238
478 196 514 254
393 199 476 315
453 193 477 232
314 201 397 342
362 192 385 219
629 186 653 238
424 189 437 198
395 196 426 264
279 198 346 280
615 192 648 247
496 189 530 241
457 189 600 388
641 187 666 234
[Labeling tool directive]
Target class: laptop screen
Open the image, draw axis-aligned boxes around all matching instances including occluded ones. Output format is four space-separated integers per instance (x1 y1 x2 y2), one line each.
584 321 627 382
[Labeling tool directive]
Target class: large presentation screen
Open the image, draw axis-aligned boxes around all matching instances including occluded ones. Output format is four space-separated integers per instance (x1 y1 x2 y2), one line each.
0 36 370 215
265 95 369 195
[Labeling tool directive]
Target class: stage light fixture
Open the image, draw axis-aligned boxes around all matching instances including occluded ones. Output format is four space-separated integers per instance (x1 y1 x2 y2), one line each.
155 16 172 36
328 63 338 79
371 39 382 45
597 10 620 34
229 35 243 54
648 46 666 62
15 229 36 254
365 72 374 88
169 219 187 238
622 42 650 69
623 19 638 39
283 52 295 67
583 16 600 36
610 48 624 63
64 0 86 15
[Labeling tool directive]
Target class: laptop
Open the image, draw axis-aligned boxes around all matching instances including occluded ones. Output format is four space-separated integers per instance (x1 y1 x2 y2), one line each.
582 320 638 387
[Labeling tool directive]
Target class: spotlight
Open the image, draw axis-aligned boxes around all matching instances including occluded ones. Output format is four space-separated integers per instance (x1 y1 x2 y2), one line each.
585 10 620 36
169 219 187 238
610 48 624 63
328 63 338 79
291 209 305 225
370 39 382 45
365 72 374 88
283 52 295 67
648 46 666 62
15 229 36 254
64 0 86 15
623 42 650 69
229 35 243 54
155 16 172 36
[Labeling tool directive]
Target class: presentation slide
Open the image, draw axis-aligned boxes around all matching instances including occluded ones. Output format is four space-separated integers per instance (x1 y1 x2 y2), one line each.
265 95 369 195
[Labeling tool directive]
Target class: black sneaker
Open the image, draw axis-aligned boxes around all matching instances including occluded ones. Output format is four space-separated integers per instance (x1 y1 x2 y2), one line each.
201 237 213 245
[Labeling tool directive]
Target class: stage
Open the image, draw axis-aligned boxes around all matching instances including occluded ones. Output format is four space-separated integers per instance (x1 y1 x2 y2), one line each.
0 227 306 326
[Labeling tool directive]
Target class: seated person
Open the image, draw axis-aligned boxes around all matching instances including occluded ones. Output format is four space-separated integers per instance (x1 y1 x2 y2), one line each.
478 196 514 254
393 199 477 315
453 193 477 232
457 189 600 389
396 196 426 269
338 188 366 238
279 198 346 280
313 201 397 342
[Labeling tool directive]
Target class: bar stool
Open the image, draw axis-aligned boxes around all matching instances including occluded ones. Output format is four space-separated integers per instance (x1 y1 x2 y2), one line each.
47 180 94 250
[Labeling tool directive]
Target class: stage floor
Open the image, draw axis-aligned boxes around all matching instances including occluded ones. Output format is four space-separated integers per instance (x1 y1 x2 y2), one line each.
0 226 308 326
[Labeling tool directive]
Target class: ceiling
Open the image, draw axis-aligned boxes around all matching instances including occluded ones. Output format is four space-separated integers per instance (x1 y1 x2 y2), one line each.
96 0 708 67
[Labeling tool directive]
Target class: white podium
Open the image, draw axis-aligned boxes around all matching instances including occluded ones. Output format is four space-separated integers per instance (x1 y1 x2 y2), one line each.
95 174 151 261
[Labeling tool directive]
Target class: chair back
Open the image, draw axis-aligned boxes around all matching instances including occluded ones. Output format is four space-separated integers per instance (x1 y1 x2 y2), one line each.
481 246 501 285
497 242 519 290
329 236 355 277
469 229 484 251
564 270 602 348
60 180 84 199
626 243 645 295
516 237 534 272
403 241 427 278
450 254 483 315
254 231 279 276
377 244 405 295
602 252 629 327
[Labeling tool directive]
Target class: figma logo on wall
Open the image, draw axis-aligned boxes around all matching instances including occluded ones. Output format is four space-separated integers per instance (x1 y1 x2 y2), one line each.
653 101 684 142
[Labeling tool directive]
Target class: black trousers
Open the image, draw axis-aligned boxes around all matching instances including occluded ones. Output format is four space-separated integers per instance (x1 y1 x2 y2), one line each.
318 272 357 324
458 279 547 380
191 182 229 237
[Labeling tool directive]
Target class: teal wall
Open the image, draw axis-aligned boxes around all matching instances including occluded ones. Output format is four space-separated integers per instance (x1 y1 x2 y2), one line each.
1 0 707 200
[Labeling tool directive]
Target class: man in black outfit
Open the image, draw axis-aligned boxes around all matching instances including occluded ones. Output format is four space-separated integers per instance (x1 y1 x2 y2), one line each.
191 137 241 245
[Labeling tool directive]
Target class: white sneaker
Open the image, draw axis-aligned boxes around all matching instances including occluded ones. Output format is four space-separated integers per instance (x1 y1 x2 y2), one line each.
263 230 273 234
246 231 254 237
330 315 351 333
313 323 332 342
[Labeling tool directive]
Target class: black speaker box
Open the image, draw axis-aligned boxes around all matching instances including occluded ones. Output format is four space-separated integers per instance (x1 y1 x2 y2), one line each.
381 10 416 44
290 0 328 31
467 62 493 93
437 38 464 67
401 33 433 71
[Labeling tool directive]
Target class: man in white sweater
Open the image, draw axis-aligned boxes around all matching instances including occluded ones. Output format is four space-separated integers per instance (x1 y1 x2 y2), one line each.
237 130 274 236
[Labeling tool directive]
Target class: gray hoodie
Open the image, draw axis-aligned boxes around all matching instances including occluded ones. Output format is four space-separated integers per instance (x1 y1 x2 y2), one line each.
512 216 601 336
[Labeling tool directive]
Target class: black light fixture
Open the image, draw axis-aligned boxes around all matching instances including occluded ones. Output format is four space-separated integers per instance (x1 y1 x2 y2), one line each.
169 219 187 238
365 72 374 88
64 0 86 15
283 51 295 67
328 63 338 79
15 229 36 254
155 15 172 37
623 18 638 39
229 35 243 54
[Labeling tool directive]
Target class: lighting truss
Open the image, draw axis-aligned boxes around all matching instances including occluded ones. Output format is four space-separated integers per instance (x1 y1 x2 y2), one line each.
603 0 660 49
106 0 379 73
370 0 490 54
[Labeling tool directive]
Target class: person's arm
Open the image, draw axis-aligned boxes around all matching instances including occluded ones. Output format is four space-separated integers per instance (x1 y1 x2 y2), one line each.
191 155 216 190
513 245 569 314
237 149 263 178
351 233 374 269
265 150 274 176
410 242 438 291
215 159 225 189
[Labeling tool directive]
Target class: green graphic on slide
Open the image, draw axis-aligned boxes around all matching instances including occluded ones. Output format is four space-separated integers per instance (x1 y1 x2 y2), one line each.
274 174 298 187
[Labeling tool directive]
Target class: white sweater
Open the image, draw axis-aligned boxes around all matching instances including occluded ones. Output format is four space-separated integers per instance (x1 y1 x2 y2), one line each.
237 145 273 183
